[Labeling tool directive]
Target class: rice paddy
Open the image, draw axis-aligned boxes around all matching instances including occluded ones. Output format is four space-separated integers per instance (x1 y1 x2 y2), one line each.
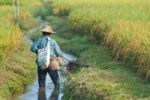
0 0 150 99
45 15 150 99
52 0 150 79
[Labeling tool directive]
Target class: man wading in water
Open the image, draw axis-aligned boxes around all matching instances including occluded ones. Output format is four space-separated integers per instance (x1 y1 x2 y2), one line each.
31 25 63 91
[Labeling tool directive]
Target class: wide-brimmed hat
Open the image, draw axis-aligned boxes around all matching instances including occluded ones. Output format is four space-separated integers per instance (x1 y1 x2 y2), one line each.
41 25 56 34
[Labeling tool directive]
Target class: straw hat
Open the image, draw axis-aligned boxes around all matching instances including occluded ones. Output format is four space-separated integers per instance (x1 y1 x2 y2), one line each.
41 25 56 34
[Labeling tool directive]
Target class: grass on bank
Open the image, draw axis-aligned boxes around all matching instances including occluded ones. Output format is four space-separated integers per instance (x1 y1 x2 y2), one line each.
0 43 36 99
42 16 150 100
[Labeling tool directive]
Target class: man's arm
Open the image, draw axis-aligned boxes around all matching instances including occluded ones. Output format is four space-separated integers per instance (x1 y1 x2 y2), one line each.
54 41 63 57
31 38 40 53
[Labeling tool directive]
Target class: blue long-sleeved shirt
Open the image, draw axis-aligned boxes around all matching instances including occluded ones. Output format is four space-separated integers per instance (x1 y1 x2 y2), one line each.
31 35 62 58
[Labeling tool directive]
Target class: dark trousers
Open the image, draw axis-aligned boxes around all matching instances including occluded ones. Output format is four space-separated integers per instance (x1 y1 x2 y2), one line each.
38 67 59 87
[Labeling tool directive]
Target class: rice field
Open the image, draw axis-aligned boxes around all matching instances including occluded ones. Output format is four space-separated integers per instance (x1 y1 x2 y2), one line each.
52 0 150 79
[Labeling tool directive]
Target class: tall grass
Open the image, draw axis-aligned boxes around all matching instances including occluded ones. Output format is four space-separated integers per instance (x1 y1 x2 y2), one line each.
0 0 41 60
0 6 22 60
52 0 150 79
0 24 22 60
0 0 41 98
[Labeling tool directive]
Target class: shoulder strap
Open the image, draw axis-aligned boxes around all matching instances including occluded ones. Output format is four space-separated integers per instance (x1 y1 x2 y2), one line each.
36 37 42 49
46 37 50 47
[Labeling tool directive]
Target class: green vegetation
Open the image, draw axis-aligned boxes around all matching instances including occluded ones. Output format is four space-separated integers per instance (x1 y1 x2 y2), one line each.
0 43 36 99
62 36 150 99
0 0 41 99
17 0 150 99
0 0 41 60
0 25 22 60
1 0 150 99
33 0 53 20
52 0 150 79
43 15 150 99
0 5 22 61
64 68 132 100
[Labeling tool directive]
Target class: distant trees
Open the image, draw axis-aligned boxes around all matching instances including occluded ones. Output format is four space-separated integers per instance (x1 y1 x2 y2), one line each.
12 0 19 24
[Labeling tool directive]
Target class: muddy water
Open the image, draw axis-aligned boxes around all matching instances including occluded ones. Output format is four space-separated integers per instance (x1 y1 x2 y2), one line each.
17 23 76 100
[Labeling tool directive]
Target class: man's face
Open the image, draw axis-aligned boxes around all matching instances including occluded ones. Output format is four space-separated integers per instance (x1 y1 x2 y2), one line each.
42 32 52 36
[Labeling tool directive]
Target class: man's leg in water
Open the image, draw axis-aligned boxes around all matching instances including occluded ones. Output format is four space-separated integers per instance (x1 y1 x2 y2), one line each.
38 67 48 88
48 69 59 86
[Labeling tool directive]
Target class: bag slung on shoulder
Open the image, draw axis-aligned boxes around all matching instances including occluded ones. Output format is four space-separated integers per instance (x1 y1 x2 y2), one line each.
37 38 51 70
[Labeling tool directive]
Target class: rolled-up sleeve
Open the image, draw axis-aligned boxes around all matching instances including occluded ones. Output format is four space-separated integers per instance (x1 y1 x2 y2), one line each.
54 41 62 57
31 39 40 53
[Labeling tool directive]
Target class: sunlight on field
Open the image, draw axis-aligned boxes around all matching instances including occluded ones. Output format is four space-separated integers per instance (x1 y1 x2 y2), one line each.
52 0 150 78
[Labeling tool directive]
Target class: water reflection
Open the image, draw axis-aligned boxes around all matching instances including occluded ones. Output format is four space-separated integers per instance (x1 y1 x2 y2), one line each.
38 86 60 100
38 88 46 100
18 53 75 100
49 86 60 100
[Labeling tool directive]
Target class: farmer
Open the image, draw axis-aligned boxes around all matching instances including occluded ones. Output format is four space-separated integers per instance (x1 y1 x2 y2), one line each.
31 25 62 89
